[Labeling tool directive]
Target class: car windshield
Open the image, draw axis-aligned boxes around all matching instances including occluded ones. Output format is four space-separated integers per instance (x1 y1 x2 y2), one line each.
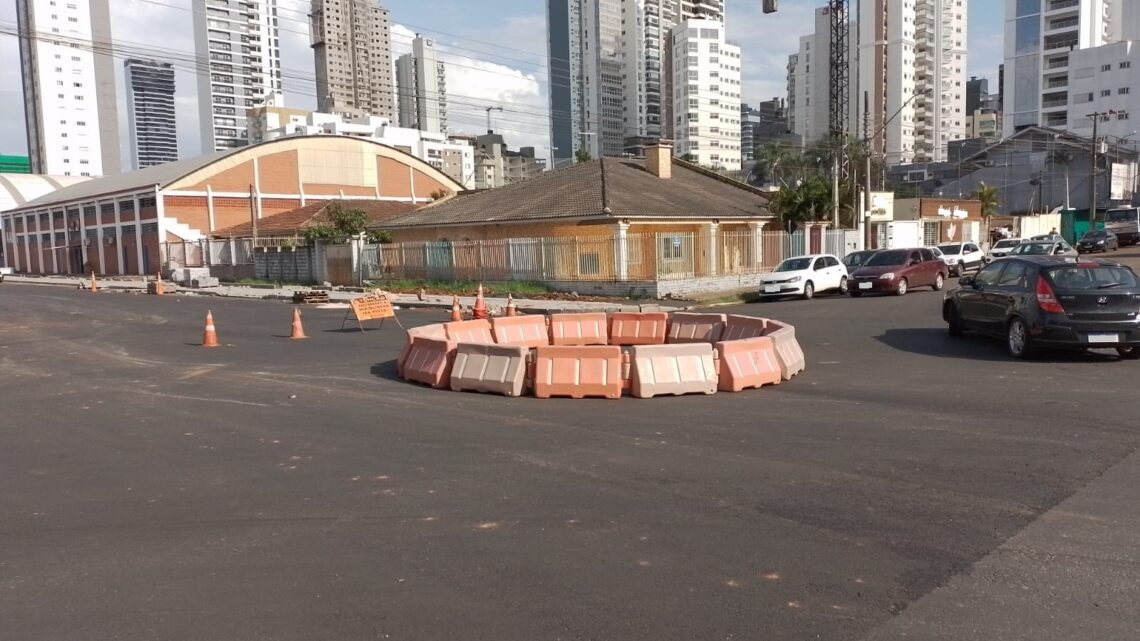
843 251 874 266
1013 242 1052 255
864 250 908 266
1106 209 1137 224
937 244 961 255
1080 231 1108 240
994 239 1020 249
1046 265 1140 290
777 257 813 272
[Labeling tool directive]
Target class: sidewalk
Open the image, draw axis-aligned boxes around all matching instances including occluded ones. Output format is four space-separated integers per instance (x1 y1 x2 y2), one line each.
3 274 684 314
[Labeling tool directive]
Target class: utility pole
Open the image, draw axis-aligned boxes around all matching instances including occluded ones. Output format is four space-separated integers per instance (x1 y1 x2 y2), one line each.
1088 110 1117 228
485 106 503 134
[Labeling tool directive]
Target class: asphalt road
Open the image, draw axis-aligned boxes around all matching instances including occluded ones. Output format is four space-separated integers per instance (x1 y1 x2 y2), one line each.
2 282 1138 641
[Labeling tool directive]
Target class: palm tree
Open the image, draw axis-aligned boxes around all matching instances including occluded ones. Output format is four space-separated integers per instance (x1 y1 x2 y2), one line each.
972 183 1000 242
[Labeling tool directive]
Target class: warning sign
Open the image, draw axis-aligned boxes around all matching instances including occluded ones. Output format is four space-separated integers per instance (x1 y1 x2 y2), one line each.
341 293 400 332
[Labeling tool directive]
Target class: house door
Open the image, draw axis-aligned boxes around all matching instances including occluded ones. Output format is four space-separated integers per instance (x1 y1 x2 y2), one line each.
809 226 823 254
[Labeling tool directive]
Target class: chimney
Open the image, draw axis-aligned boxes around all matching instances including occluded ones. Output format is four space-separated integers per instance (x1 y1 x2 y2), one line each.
646 142 673 179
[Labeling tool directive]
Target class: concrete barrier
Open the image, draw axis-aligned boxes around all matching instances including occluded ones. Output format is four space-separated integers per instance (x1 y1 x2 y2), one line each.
549 312 609 346
533 345 622 399
491 315 550 348
764 321 806 380
608 312 669 345
397 324 447 377
666 312 726 344
715 336 782 392
721 314 769 341
450 343 530 397
402 336 458 389
628 343 718 399
444 319 495 344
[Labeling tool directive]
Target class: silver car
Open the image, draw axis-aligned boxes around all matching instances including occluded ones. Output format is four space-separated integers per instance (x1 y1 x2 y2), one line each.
1008 239 1078 258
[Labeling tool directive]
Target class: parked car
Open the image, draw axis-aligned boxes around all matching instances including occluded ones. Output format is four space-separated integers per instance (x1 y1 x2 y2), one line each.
0 266 11 282
985 237 1023 262
842 249 879 273
1031 233 1064 241
937 241 985 276
1009 239 1078 258
1076 230 1119 253
943 256 1140 359
848 247 948 296
758 254 849 300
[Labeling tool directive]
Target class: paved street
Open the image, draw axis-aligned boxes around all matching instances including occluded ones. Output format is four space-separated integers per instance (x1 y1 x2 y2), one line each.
2 281 1139 640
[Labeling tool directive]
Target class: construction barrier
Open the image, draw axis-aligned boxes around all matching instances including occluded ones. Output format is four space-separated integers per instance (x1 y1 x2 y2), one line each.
341 293 398 332
533 345 623 399
402 336 458 389
491 315 550 348
666 312 726 344
764 321 806 380
397 324 447 377
548 312 609 346
449 343 530 397
721 314 769 341
444 319 495 344
628 343 719 399
715 336 782 392
608 312 669 346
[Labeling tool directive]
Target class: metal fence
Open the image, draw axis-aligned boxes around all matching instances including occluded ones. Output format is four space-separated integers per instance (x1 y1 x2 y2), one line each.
163 239 254 268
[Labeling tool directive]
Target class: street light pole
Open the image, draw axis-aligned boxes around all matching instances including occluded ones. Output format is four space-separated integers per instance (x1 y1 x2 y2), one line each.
1088 110 1118 229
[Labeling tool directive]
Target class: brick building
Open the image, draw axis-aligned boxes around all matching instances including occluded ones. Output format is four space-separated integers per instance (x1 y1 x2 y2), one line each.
0 136 462 276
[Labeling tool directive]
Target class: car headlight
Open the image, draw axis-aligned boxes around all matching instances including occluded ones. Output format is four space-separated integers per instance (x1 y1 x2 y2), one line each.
1097 240 1105 245
787 276 802 283
879 272 895 280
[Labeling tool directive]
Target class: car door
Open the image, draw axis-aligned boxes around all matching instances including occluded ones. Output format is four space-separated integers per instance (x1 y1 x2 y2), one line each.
985 259 1030 334
958 261 1006 331
964 243 982 269
826 256 845 289
904 250 927 286
919 248 939 283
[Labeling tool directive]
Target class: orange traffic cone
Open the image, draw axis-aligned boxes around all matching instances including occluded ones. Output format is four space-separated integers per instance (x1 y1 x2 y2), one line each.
505 293 517 317
288 307 308 339
450 295 463 321
154 270 165 296
472 283 488 320
89 271 98 293
202 310 220 348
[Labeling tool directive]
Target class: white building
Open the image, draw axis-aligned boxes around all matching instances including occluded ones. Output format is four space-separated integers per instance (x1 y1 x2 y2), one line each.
396 35 448 135
15 0 120 176
670 19 742 171
471 133 547 189
1002 0 1134 135
194 0 284 152
310 0 396 120
1067 39 1140 141
124 59 178 169
251 111 474 188
858 0 968 164
789 7 836 146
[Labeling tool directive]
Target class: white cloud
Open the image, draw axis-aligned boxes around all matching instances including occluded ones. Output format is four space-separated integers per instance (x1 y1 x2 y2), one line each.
727 1 817 106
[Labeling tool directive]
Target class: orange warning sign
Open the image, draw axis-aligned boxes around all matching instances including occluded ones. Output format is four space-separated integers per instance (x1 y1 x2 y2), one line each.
341 293 401 332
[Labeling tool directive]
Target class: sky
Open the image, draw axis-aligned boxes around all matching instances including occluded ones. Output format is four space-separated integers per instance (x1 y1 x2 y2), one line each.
0 0 1005 167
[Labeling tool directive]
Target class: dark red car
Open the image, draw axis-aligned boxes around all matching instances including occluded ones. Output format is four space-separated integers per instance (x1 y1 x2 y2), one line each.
848 247 948 296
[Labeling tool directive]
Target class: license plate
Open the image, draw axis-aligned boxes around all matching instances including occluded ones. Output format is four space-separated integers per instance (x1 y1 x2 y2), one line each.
1087 333 1120 344
858 282 872 290
764 285 780 293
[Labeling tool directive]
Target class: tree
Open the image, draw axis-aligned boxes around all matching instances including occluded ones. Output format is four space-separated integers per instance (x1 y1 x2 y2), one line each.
972 183 1000 237
575 148 593 164
304 202 370 242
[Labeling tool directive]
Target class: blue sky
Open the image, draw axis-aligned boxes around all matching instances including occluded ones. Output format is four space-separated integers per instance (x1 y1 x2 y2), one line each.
0 0 1006 163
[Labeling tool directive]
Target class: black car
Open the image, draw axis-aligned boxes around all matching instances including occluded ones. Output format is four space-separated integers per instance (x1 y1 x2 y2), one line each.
943 256 1140 359
1076 230 1119 253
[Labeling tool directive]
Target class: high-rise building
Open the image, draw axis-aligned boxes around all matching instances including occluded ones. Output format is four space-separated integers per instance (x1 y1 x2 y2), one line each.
1067 40 1140 142
309 0 395 119
670 19 741 171
859 0 968 164
788 7 837 146
194 0 283 152
1002 0 1127 136
16 0 120 176
396 35 448 135
124 59 178 169
966 77 988 118
785 53 799 136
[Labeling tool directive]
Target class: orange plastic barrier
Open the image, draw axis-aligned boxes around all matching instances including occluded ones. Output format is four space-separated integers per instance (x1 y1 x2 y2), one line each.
341 293 398 331
444 319 495 344
402 336 458 389
397 324 446 377
628 343 718 398
715 336 782 392
764 321 806 380
721 314 769 341
666 312 726 344
533 345 622 399
491 315 550 348
450 343 530 397
608 312 669 346
548 312 609 346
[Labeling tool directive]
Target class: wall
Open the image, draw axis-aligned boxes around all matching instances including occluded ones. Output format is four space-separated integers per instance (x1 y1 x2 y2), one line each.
253 246 316 284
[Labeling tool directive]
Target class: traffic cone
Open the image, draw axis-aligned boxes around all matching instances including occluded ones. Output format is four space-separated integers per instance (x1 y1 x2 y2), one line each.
472 283 488 320
288 307 308 339
450 295 463 322
505 293 517 317
202 310 220 348
89 271 98 293
154 270 164 296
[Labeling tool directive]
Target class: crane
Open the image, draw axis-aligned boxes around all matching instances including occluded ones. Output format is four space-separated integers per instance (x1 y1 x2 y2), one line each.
485 106 503 134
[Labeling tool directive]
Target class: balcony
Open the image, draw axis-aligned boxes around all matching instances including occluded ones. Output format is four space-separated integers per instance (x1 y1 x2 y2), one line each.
1045 0 1079 16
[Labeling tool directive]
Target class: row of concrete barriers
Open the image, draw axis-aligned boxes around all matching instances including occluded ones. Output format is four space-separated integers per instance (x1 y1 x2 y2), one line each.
396 312 806 399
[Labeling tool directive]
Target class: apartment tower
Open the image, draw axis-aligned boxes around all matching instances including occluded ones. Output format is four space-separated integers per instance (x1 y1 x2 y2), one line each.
124 59 178 169
396 35 448 135
16 0 120 176
194 0 283 151
310 0 395 119
670 19 741 170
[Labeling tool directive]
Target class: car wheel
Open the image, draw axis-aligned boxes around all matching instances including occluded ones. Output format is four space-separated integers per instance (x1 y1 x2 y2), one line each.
933 273 945 291
1117 346 1140 360
1007 318 1033 359
947 304 964 337
895 278 908 296
838 276 848 295
802 281 814 300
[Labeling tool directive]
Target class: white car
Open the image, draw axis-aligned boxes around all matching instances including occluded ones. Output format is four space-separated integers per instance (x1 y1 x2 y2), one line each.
758 254 848 300
936 241 985 276
985 237 1023 262
0 266 11 282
